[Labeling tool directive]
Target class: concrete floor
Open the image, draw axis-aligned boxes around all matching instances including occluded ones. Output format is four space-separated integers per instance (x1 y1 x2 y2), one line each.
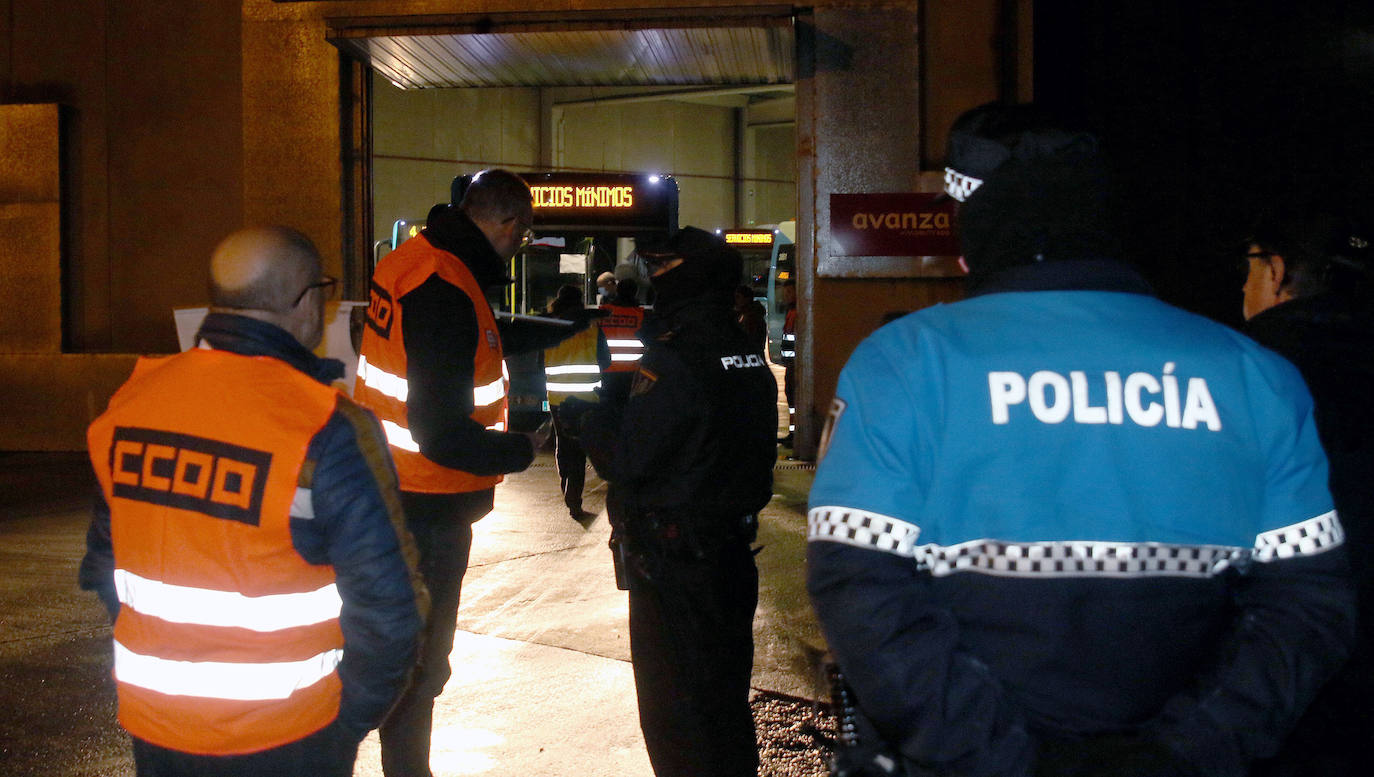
0 442 825 777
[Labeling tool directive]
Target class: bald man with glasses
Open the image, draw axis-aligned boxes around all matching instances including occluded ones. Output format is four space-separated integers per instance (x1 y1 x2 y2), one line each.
80 226 424 777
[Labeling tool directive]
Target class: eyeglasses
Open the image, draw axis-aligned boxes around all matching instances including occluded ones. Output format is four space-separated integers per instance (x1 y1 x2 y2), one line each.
292 274 338 307
506 215 535 245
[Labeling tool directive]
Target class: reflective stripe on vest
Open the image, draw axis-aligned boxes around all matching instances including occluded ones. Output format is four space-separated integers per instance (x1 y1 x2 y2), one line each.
781 308 797 363
607 339 645 362
114 568 341 631
545 364 602 393
355 234 508 493
544 326 603 404
357 354 407 401
599 304 646 373
360 355 507 417
86 348 344 755
113 641 343 702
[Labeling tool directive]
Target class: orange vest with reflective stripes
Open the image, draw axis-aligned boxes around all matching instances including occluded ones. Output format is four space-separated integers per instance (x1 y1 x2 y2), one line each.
598 303 646 373
355 234 507 494
87 349 345 756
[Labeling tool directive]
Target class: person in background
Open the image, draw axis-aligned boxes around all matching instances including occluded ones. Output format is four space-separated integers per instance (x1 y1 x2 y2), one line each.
599 277 647 403
79 226 424 777
579 227 777 777
597 271 618 303
777 279 797 448
1240 209 1374 777
354 169 587 777
734 284 768 356
807 102 1355 777
543 284 610 522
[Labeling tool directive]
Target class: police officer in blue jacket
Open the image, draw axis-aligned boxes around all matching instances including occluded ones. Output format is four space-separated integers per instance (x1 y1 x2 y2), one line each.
806 103 1356 777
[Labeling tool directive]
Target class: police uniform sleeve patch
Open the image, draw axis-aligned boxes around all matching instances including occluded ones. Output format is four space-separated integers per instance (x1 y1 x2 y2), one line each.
817 397 846 462
631 367 659 397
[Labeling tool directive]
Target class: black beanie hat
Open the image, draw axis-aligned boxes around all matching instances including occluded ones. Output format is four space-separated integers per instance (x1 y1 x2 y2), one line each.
944 103 1117 277
641 227 743 311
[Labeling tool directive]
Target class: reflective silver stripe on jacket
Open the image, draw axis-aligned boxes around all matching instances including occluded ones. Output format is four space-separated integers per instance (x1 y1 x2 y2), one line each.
808 507 1344 578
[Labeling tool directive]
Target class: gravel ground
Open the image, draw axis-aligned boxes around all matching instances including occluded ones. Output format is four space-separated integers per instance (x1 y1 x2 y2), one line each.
754 691 837 777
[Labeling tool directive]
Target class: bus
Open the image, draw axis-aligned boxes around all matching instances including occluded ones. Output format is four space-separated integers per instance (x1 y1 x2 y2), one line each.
377 172 676 429
375 176 795 428
720 220 795 361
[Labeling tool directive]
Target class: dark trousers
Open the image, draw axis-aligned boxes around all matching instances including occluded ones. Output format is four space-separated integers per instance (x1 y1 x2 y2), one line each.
628 538 759 777
131 719 358 777
551 405 587 512
379 488 494 777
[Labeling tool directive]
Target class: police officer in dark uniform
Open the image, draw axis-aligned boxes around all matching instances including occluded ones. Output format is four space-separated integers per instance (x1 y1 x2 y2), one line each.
577 226 777 777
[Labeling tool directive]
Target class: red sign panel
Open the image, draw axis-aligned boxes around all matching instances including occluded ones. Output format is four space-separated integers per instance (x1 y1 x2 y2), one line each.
830 193 960 257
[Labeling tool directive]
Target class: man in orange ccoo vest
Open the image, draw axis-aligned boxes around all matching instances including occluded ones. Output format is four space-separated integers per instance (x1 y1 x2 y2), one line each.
354 169 592 776
80 226 425 776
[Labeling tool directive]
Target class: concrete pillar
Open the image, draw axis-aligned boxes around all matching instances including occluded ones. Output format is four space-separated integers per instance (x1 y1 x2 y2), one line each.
795 3 935 459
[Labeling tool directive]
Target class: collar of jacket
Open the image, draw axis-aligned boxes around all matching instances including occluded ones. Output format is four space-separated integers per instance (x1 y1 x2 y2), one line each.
967 258 1155 298
195 312 345 385
420 210 510 289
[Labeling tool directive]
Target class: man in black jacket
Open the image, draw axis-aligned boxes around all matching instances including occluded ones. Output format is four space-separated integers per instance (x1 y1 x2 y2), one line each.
355 169 590 777
1241 210 1374 777
579 226 777 777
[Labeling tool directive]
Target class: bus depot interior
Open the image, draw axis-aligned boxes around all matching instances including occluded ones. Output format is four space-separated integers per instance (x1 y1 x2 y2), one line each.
375 170 795 431
359 25 802 433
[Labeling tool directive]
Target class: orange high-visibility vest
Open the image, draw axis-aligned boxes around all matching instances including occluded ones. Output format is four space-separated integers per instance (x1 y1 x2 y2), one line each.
354 234 508 494
598 303 645 373
87 348 345 756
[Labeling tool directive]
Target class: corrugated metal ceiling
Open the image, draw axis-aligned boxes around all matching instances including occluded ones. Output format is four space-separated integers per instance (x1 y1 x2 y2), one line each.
328 13 795 91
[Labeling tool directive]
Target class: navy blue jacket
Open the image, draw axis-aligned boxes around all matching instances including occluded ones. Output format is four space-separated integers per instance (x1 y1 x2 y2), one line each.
808 260 1355 777
79 313 426 741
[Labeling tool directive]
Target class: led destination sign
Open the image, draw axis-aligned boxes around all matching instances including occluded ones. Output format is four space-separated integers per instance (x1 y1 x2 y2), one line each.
532 184 635 209
451 171 677 234
521 172 678 234
724 231 775 246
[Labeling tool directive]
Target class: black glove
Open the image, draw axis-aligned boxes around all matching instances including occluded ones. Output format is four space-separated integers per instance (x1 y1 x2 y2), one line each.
558 397 594 421
1034 734 1198 777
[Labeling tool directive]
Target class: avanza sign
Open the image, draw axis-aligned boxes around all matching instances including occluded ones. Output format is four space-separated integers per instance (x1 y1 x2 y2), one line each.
830 193 959 256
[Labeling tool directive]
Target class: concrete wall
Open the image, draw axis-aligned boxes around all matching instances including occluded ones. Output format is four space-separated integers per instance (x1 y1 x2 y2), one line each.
1 0 1011 451
370 78 798 248
0 102 139 451
372 82 543 244
1 1 242 449
793 0 1007 455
